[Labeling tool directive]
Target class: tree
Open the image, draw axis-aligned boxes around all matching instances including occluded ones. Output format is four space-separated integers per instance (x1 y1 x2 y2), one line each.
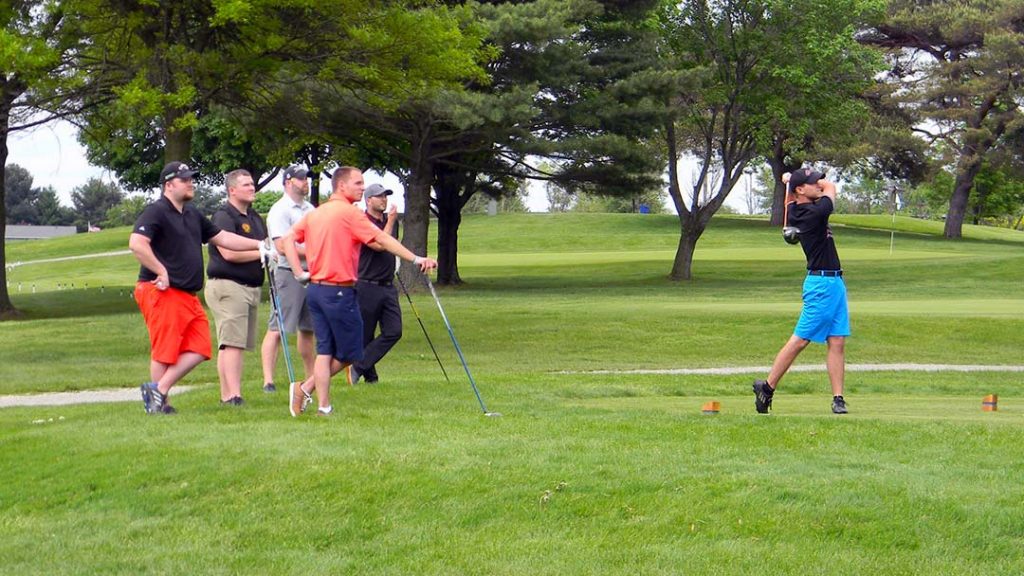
103 195 149 228
659 0 884 280
3 164 38 224
416 0 667 284
3 165 75 225
860 0 1024 238
1 1 85 317
461 179 529 214
71 178 123 231
306 3 496 286
572 187 667 213
34 187 75 226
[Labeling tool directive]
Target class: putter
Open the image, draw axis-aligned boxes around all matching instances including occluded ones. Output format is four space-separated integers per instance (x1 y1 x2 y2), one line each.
422 274 500 417
266 262 298 386
395 271 451 384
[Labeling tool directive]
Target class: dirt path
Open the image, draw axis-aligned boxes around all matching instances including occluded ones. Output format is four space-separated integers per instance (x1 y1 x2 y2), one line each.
0 385 198 408
5 250 132 271
3 364 1022 408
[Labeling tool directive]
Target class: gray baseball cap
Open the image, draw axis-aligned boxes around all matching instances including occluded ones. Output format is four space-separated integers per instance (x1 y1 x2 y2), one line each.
364 183 393 201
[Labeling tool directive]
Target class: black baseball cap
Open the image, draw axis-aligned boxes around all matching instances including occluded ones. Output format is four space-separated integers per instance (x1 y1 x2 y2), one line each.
160 161 198 183
283 165 309 181
363 183 393 201
789 167 825 189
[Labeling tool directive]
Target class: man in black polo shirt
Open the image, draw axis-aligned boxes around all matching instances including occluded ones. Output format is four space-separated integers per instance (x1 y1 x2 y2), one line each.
753 167 851 415
205 169 268 406
129 161 269 415
351 183 402 384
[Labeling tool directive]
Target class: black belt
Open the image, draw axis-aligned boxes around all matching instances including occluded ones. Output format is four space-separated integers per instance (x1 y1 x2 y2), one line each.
358 279 393 287
808 270 843 277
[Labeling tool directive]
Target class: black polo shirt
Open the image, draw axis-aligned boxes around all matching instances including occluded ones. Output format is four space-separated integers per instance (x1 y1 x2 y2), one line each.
358 213 399 282
206 202 267 287
789 196 842 271
134 195 221 293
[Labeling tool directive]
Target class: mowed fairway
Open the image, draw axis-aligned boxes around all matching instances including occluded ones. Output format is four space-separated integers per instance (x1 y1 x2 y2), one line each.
1 213 1022 575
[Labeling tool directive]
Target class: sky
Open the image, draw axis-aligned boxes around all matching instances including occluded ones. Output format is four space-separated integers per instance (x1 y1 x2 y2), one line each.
6 119 552 212
8 119 758 214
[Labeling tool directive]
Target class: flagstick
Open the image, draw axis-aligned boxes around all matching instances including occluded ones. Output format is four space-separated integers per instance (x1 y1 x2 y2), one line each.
889 191 897 256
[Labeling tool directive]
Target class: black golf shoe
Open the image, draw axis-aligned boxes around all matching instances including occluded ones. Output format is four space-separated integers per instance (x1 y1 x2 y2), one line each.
832 396 848 414
753 379 774 414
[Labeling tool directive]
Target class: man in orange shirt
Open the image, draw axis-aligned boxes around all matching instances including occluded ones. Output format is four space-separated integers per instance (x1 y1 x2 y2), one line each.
281 167 437 417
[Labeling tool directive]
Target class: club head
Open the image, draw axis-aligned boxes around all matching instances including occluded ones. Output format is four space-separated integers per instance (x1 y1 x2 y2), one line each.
484 411 502 418
782 226 801 245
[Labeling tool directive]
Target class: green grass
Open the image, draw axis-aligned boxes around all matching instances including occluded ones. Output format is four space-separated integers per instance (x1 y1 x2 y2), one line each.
1 213 1023 574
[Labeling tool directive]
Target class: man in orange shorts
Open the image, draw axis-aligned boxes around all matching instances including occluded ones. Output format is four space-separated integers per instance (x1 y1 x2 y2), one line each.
129 161 270 414
280 167 437 417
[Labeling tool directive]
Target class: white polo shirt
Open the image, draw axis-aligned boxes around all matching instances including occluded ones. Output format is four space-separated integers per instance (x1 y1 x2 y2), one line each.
266 193 314 271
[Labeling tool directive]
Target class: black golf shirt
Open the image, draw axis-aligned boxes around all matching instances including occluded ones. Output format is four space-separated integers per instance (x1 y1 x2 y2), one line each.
134 195 222 293
789 196 842 271
357 213 398 283
207 202 267 287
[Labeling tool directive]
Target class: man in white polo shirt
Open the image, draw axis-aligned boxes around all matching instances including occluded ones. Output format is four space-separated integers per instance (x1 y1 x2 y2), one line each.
260 165 316 393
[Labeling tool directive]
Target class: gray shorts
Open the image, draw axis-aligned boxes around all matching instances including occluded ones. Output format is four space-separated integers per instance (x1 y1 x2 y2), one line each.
267 267 314 333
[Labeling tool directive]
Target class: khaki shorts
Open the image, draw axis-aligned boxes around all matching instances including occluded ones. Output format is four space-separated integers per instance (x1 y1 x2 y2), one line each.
205 278 261 350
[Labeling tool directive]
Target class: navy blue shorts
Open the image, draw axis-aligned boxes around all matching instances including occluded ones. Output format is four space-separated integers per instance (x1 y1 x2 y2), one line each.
306 283 365 363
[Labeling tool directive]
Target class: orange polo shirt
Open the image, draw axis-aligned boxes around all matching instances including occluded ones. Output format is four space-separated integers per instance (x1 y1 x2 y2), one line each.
291 196 382 284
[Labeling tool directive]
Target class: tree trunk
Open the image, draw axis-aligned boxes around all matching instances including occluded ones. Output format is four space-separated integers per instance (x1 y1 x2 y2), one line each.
944 158 983 239
670 229 699 281
433 165 465 285
0 100 19 318
435 207 462 285
303 145 323 207
944 173 976 239
398 130 434 290
163 107 192 164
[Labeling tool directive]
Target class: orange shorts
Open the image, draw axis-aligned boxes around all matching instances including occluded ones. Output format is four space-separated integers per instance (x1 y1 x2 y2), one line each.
135 282 212 365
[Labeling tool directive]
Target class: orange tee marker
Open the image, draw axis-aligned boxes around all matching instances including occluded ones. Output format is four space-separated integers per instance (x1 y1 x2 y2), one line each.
982 394 998 412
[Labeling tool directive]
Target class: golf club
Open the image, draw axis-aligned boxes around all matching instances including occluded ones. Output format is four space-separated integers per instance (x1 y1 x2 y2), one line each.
422 274 500 417
395 271 451 384
265 260 298 386
782 173 800 245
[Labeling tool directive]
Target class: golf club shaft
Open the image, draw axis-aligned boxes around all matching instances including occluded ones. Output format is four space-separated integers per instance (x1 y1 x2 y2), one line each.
266 264 297 384
423 275 490 414
395 271 451 384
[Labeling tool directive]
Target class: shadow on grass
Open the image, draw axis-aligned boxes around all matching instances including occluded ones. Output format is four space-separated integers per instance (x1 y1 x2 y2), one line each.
5 287 141 320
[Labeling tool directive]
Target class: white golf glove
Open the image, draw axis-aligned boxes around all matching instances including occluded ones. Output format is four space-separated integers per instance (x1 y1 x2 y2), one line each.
294 271 311 286
257 239 274 268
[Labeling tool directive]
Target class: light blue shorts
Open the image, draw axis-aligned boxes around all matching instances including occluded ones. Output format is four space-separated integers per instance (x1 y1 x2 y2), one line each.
794 275 850 343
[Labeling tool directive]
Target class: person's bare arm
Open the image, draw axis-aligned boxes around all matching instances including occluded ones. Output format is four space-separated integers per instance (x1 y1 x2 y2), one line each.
215 245 260 263
129 233 169 290
273 236 306 259
367 207 399 252
281 231 306 277
820 180 837 203
209 230 261 252
372 231 436 271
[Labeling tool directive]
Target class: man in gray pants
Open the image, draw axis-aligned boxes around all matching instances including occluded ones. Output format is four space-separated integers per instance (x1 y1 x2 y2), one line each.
260 165 316 392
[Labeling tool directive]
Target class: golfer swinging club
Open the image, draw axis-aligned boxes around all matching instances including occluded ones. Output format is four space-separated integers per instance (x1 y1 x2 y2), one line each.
753 167 850 415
